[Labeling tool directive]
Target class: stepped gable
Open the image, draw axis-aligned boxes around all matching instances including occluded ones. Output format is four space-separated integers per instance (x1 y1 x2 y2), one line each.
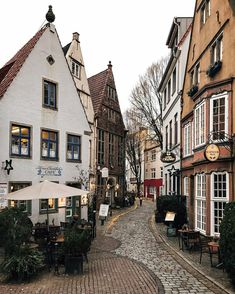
0 26 46 98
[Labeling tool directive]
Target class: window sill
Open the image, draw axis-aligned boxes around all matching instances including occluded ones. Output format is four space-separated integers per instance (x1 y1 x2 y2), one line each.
66 159 82 163
41 157 59 161
10 154 31 159
42 105 58 111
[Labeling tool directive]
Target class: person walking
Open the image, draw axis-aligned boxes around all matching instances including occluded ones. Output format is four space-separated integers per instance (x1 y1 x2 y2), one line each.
139 196 143 206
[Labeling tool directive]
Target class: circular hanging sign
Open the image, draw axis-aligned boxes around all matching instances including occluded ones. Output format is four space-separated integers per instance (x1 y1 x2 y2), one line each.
204 144 220 161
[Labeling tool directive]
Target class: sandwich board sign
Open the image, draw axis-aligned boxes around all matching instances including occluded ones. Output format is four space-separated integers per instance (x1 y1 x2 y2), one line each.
99 204 109 218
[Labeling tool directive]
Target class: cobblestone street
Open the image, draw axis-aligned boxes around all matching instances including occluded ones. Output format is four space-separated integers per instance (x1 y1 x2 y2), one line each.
0 200 234 293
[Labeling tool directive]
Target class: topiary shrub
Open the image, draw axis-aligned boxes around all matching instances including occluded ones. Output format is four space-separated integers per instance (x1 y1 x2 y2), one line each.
219 202 235 286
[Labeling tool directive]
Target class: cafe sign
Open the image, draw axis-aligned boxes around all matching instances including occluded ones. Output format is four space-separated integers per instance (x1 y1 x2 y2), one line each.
204 144 220 161
160 151 176 163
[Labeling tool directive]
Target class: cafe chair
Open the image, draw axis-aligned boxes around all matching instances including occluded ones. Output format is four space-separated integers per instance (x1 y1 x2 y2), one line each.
199 236 215 266
186 231 200 252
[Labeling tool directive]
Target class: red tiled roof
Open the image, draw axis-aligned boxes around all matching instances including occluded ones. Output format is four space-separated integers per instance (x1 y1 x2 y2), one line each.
88 69 109 114
0 26 46 98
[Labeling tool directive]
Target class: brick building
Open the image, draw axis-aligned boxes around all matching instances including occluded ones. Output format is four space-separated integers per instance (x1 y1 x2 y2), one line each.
88 63 126 208
181 0 235 236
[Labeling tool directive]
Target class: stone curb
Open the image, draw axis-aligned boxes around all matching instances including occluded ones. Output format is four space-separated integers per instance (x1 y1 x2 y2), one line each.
149 214 234 294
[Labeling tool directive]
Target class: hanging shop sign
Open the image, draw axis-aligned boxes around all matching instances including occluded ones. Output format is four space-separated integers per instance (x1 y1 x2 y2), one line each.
204 144 220 161
160 151 176 163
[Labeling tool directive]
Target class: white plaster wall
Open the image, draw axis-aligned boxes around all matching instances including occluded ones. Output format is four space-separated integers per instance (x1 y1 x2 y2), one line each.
0 25 91 224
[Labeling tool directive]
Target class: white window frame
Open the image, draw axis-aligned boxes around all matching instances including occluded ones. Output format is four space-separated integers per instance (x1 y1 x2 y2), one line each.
209 92 228 142
194 102 206 148
195 173 206 234
210 172 229 236
183 122 191 157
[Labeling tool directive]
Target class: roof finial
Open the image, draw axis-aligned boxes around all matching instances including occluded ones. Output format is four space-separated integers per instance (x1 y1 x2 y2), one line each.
108 61 112 69
46 5 55 23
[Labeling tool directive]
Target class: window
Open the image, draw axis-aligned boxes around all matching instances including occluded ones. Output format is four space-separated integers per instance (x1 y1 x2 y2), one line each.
211 172 229 235
210 92 228 141
151 168 156 178
9 182 31 214
146 151 149 162
118 136 124 165
167 80 171 102
169 120 172 149
174 113 178 145
107 86 117 100
184 177 189 196
172 68 176 94
98 129 105 165
165 125 168 150
41 130 58 160
11 124 31 157
71 60 81 78
194 102 205 147
109 133 114 166
190 63 200 86
200 0 211 26
67 134 81 161
183 123 191 157
163 88 167 110
151 149 156 161
184 176 189 217
43 80 57 109
211 34 223 64
108 109 116 122
40 198 57 213
195 174 206 233
160 167 163 178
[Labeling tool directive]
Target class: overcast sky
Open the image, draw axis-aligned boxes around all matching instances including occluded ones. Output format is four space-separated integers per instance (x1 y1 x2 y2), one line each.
0 0 195 112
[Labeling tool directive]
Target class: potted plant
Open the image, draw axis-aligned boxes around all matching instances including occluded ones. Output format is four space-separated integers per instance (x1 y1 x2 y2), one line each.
206 60 222 78
63 226 92 274
0 207 44 281
187 85 198 97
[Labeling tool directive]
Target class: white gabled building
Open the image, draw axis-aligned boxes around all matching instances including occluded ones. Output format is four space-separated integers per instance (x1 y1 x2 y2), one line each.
0 11 91 224
158 17 192 196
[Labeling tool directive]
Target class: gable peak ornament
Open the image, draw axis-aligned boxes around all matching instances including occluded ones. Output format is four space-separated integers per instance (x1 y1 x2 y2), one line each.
46 5 55 23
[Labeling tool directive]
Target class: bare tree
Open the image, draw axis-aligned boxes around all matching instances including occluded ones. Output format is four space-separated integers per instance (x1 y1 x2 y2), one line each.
124 109 145 197
129 57 168 149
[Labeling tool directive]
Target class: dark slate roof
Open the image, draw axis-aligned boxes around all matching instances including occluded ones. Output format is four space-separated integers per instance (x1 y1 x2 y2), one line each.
0 26 46 98
88 69 109 114
62 42 71 55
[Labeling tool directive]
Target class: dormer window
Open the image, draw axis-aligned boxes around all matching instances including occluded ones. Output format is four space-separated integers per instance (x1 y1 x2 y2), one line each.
200 0 211 26
71 60 81 79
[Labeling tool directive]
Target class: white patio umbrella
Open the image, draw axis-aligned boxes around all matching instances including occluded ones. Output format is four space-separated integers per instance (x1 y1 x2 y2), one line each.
6 180 89 228
6 180 89 200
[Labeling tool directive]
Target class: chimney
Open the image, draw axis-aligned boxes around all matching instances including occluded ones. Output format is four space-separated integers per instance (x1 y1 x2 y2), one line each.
107 61 112 69
73 32 80 42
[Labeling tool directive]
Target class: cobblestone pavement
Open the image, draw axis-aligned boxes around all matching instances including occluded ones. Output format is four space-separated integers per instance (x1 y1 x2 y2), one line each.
0 200 234 293
108 200 235 294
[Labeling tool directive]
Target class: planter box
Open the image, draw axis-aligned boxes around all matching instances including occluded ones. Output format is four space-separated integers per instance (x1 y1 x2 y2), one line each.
65 254 83 274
